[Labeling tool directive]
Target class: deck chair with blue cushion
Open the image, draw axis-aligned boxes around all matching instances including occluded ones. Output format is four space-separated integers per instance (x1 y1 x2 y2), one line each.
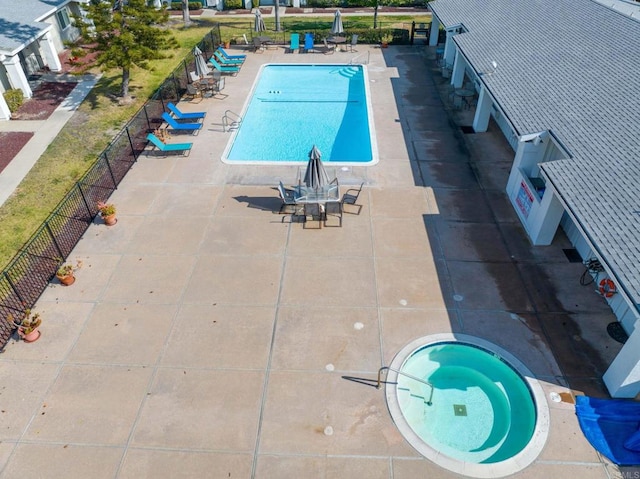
213 49 244 66
161 112 202 134
167 102 206 121
289 33 300 53
304 33 314 53
146 133 192 155
217 46 246 61
208 57 240 75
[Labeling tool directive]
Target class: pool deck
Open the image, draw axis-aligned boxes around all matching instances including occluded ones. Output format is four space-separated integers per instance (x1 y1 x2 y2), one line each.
0 45 626 478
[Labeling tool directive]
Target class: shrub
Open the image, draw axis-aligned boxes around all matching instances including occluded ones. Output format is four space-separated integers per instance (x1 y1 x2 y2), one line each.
223 0 244 9
3 89 24 113
170 1 202 9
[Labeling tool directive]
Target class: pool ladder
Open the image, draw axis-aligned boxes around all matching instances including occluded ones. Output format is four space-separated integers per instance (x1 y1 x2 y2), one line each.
222 110 242 132
349 51 370 65
342 366 434 406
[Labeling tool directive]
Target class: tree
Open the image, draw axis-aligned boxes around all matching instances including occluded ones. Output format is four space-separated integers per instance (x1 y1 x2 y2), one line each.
182 0 191 26
71 0 177 99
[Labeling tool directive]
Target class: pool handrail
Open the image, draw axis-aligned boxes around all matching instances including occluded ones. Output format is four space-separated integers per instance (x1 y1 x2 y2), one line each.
377 366 434 406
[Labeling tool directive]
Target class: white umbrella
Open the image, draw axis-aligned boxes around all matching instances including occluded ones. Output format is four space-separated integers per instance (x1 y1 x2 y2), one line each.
254 9 266 33
304 145 329 190
331 10 344 35
193 46 208 78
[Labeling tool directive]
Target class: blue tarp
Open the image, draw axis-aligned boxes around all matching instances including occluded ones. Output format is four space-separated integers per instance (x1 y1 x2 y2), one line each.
575 395 640 465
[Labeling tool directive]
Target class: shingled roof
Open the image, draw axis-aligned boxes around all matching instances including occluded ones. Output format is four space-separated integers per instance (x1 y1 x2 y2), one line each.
0 0 68 55
430 0 640 306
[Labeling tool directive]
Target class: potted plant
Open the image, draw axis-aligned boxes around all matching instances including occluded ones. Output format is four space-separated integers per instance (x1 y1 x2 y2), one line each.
6 309 42 342
222 38 231 49
97 201 117 226
381 33 393 48
55 260 82 286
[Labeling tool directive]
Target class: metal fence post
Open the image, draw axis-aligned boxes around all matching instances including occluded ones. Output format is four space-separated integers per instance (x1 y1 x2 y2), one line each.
103 152 118 188
44 222 64 261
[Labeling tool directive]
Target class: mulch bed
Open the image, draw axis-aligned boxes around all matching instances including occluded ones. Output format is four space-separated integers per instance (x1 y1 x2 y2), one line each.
11 82 77 121
0 132 34 174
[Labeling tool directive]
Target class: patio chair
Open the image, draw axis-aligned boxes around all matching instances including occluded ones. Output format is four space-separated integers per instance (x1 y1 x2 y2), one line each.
341 182 364 215
167 102 206 120
289 33 300 53
209 57 240 75
213 49 244 66
185 83 202 102
217 46 246 61
304 33 314 53
347 34 358 52
321 38 335 54
146 133 193 156
277 181 299 214
253 37 265 53
161 112 202 134
189 71 201 83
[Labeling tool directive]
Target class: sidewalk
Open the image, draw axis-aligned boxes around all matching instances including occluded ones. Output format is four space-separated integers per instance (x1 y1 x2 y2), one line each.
0 74 99 207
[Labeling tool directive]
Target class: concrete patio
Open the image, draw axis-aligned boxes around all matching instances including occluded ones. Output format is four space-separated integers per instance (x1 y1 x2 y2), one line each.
0 44 626 478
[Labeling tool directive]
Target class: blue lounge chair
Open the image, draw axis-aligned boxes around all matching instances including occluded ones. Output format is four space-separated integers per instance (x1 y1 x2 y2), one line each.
146 133 192 155
213 50 243 65
289 33 300 53
208 57 240 75
217 46 246 60
161 112 202 133
304 33 314 53
167 102 206 120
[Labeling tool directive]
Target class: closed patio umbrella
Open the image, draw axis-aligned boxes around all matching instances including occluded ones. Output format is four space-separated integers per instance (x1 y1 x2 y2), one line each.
304 145 330 189
331 9 344 35
193 46 208 78
254 9 266 33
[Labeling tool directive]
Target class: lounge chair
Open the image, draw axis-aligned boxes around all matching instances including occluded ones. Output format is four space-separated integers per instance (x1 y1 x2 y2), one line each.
161 112 202 134
217 46 246 61
146 133 192 155
289 33 300 53
304 33 314 53
189 71 201 83
213 49 243 66
167 102 206 120
208 57 240 75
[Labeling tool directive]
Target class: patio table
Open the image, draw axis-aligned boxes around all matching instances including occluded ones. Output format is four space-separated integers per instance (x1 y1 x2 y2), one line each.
294 183 340 227
328 36 347 51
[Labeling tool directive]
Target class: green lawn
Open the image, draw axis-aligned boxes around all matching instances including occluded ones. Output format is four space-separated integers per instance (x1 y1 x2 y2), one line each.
0 13 430 268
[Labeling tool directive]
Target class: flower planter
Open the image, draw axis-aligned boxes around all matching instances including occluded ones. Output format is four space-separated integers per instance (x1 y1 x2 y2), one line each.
102 214 117 226
56 273 75 286
18 327 41 342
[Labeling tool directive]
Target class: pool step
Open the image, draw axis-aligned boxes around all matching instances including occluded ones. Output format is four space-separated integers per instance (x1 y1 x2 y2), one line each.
398 386 432 421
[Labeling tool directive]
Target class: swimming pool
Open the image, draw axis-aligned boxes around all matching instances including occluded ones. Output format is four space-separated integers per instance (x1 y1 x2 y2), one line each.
222 64 377 165
385 334 549 478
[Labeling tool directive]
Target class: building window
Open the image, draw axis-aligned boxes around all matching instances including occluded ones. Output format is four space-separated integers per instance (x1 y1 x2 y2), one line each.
56 7 71 30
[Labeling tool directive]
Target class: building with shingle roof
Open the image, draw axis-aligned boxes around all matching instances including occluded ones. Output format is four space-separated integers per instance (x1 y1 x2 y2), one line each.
428 0 640 398
0 1 82 120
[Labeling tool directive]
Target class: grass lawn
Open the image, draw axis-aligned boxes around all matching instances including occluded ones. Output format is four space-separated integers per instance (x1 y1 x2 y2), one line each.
0 13 430 268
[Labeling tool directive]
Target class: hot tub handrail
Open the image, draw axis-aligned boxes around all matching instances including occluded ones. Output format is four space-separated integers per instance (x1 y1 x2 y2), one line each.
377 366 434 406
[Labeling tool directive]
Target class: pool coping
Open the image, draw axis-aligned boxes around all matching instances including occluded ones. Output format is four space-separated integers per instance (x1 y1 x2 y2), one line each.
220 62 379 166
385 333 551 478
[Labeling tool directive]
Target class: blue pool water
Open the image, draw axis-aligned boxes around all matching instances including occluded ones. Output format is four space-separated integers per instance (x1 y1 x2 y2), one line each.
397 342 536 464
222 64 376 164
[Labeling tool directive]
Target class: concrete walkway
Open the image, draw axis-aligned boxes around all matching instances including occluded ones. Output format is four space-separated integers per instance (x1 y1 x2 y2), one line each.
0 74 99 207
0 45 623 478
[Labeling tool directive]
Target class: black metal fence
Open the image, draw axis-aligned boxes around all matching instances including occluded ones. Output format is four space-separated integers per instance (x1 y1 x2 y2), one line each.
0 25 221 347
